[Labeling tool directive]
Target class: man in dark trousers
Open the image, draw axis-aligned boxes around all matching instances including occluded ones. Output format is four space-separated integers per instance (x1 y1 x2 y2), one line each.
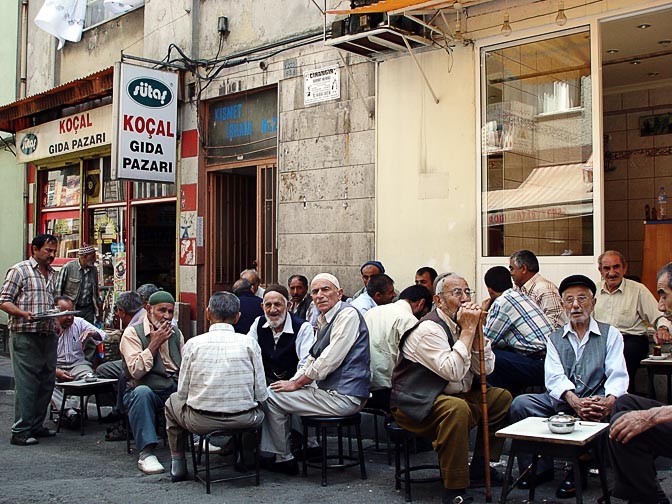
233 278 264 334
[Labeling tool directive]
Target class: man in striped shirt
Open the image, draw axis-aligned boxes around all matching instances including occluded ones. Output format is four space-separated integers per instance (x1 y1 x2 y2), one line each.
0 234 59 446
482 266 554 396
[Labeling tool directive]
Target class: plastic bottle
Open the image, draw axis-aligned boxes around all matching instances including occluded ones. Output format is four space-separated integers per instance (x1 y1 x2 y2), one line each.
657 186 668 220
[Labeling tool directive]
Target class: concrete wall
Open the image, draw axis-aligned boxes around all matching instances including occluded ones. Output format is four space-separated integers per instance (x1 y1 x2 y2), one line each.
0 0 25 326
377 48 477 289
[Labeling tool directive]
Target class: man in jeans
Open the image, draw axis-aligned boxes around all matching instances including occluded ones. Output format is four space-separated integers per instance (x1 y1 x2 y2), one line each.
0 234 59 446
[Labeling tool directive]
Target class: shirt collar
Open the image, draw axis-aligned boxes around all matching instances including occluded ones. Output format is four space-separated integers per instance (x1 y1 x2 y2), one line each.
522 272 541 290
209 322 235 332
29 256 54 273
562 317 600 338
262 313 294 334
323 300 342 323
599 278 624 294
436 307 459 335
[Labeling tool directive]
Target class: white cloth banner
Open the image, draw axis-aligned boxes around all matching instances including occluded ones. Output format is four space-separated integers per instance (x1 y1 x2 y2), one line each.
34 0 86 50
104 0 144 14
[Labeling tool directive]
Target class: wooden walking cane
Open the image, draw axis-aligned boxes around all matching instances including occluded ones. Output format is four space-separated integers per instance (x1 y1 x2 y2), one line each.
477 312 492 502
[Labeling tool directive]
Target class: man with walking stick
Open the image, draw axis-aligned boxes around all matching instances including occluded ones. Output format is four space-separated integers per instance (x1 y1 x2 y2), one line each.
390 272 512 504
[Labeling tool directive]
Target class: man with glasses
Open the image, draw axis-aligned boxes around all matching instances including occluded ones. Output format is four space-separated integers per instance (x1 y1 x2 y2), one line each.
510 274 628 499
390 272 512 504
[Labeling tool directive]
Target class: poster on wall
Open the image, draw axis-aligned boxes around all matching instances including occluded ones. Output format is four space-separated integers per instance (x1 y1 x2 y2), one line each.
114 62 178 183
113 251 127 294
303 65 340 105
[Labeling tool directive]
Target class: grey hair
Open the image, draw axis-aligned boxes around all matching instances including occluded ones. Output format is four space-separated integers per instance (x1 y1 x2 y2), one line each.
509 250 540 273
598 250 627 268
434 272 465 295
116 291 143 315
208 291 240 322
657 263 672 290
136 283 160 304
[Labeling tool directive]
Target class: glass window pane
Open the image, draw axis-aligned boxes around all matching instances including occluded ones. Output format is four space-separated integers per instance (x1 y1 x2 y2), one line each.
89 208 125 288
481 30 593 257
44 215 80 259
41 167 80 209
132 181 176 199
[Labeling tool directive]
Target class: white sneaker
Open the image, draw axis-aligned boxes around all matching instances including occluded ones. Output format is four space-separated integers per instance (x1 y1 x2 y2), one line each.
193 441 223 454
138 455 165 475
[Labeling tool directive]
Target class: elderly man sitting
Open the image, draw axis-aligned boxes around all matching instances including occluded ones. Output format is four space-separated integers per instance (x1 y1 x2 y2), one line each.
509 274 628 498
260 273 370 475
50 296 107 428
120 291 184 475
165 291 267 482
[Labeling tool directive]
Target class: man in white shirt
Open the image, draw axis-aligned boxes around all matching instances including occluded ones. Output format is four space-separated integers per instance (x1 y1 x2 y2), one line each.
164 291 267 482
593 250 670 392
51 296 107 427
260 273 370 475
364 284 432 411
248 285 314 385
510 274 628 498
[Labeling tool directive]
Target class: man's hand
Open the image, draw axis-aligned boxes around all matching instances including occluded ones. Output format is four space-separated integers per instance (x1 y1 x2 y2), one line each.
610 409 656 444
654 326 672 345
55 369 74 382
457 303 482 351
79 329 99 343
149 321 173 345
270 379 302 393
578 396 615 421
480 297 492 311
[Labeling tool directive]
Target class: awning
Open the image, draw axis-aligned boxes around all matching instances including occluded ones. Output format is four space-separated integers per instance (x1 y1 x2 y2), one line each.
0 66 114 133
485 161 594 226
326 0 492 15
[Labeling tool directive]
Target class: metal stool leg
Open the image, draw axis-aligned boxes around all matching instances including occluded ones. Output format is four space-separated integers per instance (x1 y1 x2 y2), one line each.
403 435 412 502
321 426 328 487
394 436 402 491
302 422 309 477
355 422 367 480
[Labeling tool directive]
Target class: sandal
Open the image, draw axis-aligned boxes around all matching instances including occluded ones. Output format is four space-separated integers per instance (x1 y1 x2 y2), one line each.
105 424 128 442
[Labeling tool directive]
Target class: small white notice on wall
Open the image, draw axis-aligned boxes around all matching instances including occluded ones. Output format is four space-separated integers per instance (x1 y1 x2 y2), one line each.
304 65 340 105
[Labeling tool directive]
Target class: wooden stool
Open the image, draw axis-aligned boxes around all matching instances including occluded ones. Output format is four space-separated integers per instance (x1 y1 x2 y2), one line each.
385 420 441 502
190 427 261 494
301 413 367 486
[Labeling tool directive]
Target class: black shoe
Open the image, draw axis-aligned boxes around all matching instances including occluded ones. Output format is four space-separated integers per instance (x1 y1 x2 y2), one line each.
61 412 82 430
260 458 299 475
517 468 555 490
556 467 587 499
101 411 122 424
32 427 57 438
442 489 474 504
170 471 189 482
469 458 509 487
105 423 128 442
10 434 39 446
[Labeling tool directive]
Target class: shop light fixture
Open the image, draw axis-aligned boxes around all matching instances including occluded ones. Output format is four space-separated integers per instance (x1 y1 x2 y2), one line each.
637 23 651 29
501 12 512 36
659 39 672 46
648 72 660 77
453 2 465 43
606 49 619 54
631 60 642 65
556 0 567 26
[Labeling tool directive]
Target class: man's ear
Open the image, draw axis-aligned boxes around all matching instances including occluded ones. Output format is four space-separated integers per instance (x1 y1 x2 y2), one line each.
233 312 241 325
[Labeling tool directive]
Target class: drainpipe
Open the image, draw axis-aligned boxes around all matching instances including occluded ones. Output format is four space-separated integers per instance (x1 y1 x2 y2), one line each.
19 0 28 99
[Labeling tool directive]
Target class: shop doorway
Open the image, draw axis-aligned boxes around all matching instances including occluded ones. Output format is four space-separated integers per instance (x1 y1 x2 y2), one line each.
133 202 176 293
208 163 277 294
601 7 672 288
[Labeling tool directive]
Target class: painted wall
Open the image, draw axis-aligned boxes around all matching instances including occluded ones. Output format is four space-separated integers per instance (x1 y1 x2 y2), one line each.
377 47 478 289
0 0 25 325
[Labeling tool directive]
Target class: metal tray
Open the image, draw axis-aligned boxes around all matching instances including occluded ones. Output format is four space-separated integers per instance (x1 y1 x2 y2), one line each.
32 310 80 320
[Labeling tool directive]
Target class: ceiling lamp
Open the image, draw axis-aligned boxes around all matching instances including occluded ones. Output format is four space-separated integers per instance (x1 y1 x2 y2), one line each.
637 23 651 29
453 2 465 43
556 0 567 26
501 12 512 36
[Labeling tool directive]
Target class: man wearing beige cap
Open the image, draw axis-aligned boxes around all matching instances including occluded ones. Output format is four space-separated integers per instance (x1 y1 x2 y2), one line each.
260 273 371 475
56 243 101 326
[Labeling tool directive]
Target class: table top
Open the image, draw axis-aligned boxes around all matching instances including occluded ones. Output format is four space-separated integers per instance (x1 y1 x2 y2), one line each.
495 417 609 446
641 355 672 366
55 378 117 389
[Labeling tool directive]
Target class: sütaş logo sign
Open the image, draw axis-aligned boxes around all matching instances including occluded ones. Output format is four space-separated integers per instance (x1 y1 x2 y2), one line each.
127 78 173 108
20 133 38 155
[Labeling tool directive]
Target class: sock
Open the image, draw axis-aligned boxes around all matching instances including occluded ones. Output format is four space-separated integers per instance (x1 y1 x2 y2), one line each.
139 446 155 461
171 456 186 477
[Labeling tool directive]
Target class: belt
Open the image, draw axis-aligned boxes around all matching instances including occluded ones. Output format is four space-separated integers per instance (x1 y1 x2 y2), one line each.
193 406 257 418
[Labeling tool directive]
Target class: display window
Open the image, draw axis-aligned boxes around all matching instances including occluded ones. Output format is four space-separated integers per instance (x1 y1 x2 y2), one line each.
42 210 80 266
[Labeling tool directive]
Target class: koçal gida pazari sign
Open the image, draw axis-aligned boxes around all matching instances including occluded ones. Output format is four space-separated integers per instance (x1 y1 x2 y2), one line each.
114 63 178 184
15 105 112 163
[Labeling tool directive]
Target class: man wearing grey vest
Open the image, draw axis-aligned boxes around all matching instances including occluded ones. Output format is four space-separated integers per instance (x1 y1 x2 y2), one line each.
260 273 370 475
510 274 628 499
390 272 512 504
120 291 184 475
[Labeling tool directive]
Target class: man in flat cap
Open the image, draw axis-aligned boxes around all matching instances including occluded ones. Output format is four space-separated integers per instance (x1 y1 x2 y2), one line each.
120 291 184 475
57 243 101 364
350 260 386 300
260 273 370 475
510 274 628 498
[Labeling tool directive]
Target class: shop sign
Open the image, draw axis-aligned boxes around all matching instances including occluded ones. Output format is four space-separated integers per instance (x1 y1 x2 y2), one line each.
15 105 112 163
304 65 340 105
115 63 178 183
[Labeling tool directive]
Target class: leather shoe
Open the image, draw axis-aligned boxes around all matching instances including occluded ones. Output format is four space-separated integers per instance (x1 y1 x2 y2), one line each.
517 468 554 490
170 471 188 482
138 455 165 475
32 427 57 438
442 489 474 504
10 434 39 446
260 458 299 475
556 467 587 499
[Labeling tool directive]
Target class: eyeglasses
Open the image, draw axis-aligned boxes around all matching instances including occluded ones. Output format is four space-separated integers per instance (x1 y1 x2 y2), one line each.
441 288 474 299
562 295 592 306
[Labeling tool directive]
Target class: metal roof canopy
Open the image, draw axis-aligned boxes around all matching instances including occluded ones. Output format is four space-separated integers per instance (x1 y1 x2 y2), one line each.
0 67 114 133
